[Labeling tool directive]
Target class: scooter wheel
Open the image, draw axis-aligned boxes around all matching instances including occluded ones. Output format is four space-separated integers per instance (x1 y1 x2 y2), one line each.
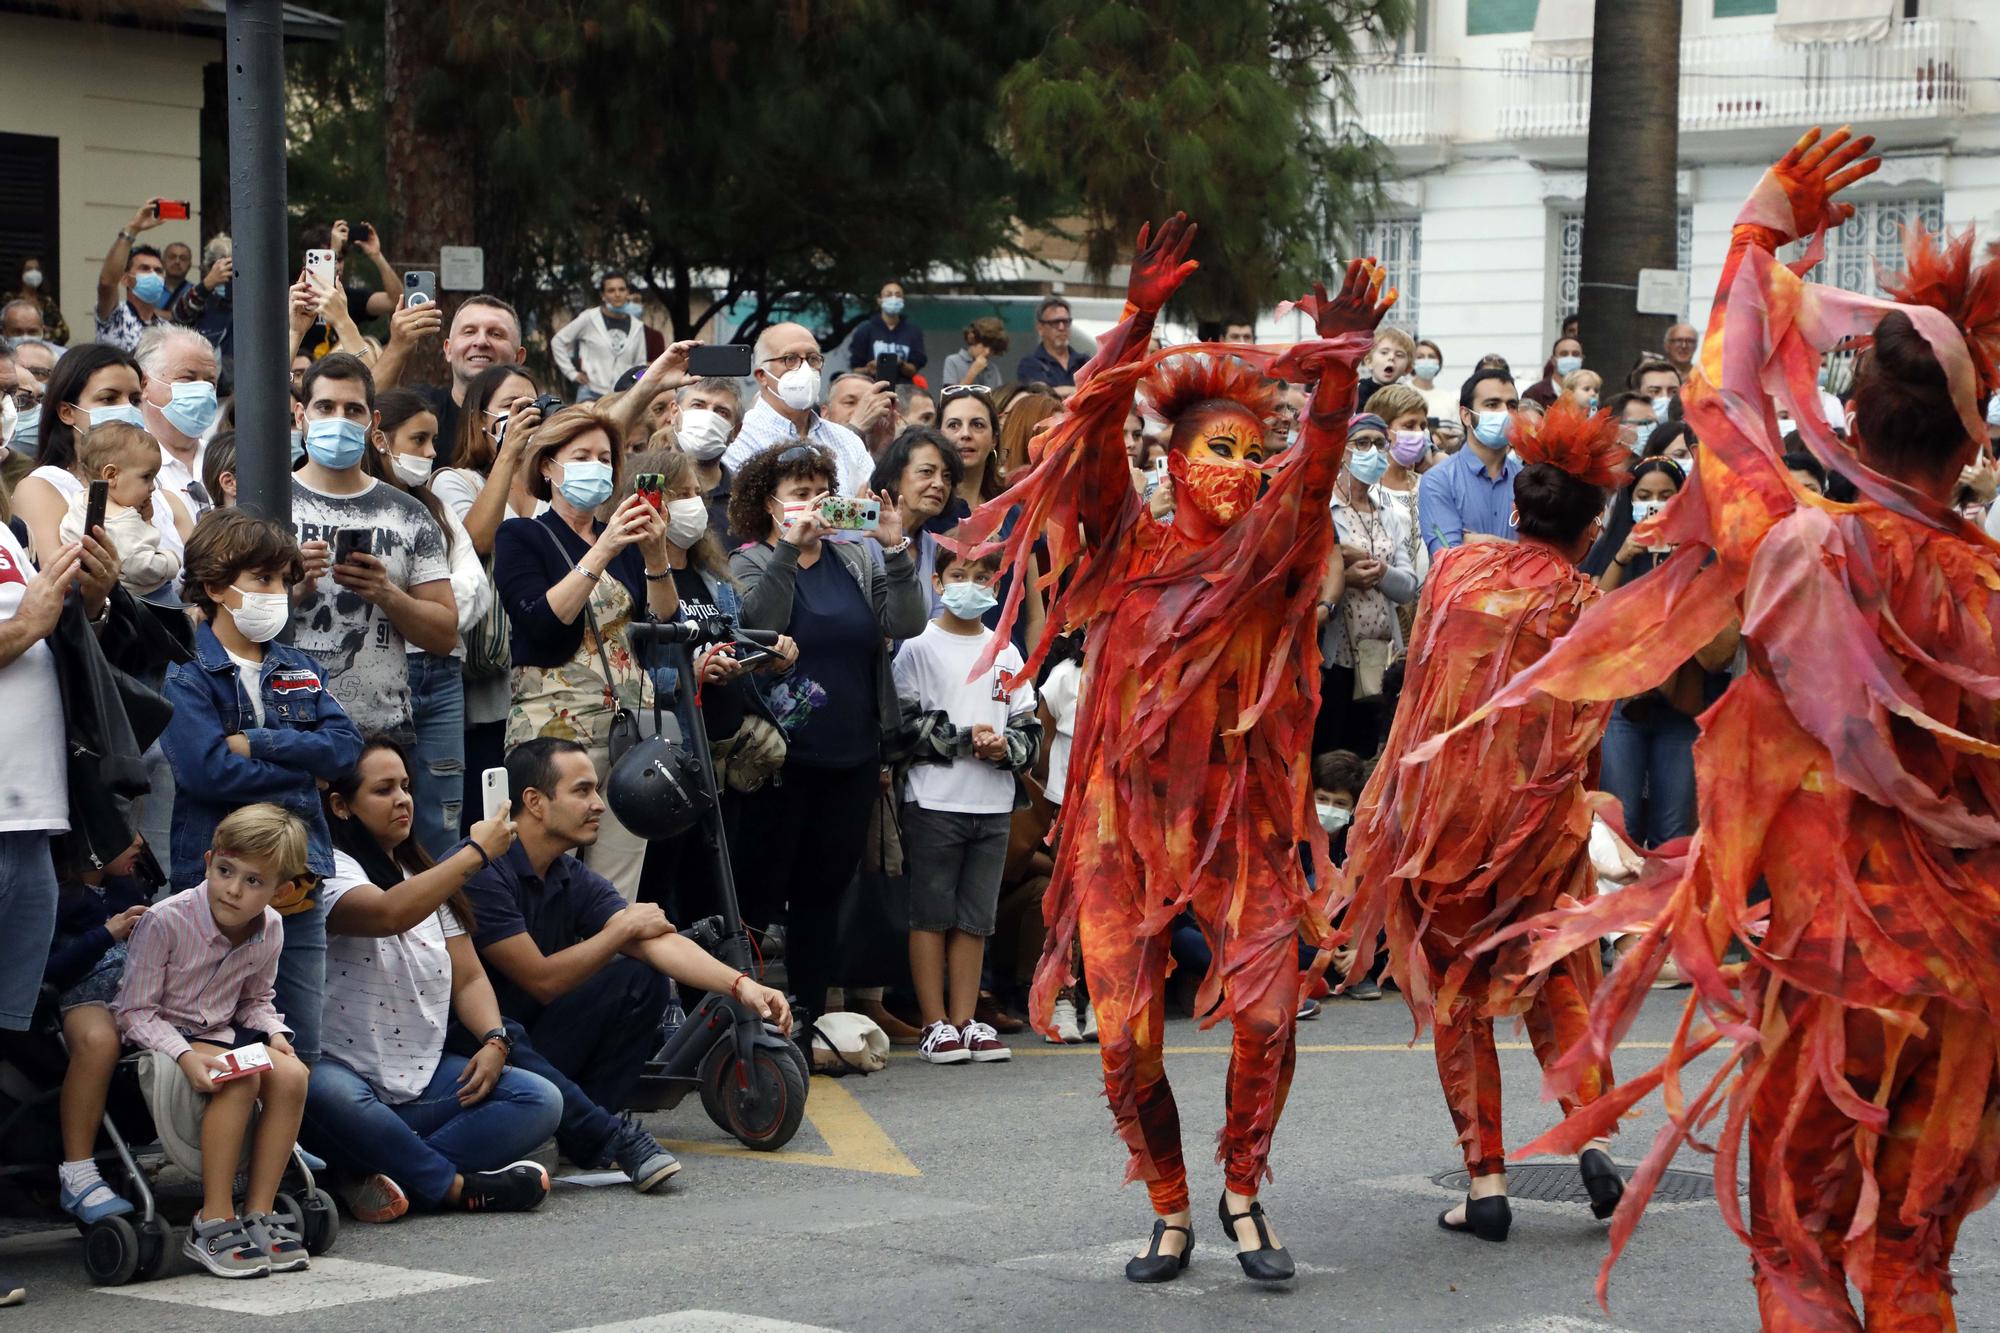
701 1044 807 1150
82 1215 140 1286
136 1215 175 1280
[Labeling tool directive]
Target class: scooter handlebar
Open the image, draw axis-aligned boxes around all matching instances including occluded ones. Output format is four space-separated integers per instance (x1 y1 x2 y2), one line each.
629 619 776 649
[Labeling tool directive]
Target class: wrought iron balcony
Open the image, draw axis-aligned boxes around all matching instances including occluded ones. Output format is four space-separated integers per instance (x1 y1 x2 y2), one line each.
1345 53 1452 145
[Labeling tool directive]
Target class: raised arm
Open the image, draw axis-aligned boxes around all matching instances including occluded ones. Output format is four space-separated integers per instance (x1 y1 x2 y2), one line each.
1291 259 1397 510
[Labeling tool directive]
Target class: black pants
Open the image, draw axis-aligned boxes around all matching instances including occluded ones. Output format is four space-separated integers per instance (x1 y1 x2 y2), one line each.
732 760 880 1016
1313 663 1383 758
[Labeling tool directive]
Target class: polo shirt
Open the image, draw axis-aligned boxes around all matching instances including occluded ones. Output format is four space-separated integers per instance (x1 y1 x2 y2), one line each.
1416 443 1521 556
1014 343 1088 389
464 841 627 1024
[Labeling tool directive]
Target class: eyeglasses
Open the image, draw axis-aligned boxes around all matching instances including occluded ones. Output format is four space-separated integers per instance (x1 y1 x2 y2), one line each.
940 384 992 400
10 387 42 411
762 351 826 372
1038 317 1071 329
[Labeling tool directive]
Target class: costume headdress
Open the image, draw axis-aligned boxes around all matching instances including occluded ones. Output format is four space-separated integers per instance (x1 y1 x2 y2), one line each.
1507 398 1630 489
1876 222 2000 401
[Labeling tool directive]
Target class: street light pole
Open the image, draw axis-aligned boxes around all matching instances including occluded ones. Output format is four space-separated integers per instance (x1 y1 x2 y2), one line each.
224 0 291 526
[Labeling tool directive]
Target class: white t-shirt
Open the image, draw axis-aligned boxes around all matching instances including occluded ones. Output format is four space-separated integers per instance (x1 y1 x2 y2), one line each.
0 523 67 833
320 851 464 1103
1039 657 1082 808
892 621 1035 815
227 649 266 726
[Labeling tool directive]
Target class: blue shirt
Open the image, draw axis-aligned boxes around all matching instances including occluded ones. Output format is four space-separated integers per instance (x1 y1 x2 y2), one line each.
464 840 628 1025
1014 343 1088 388
1416 444 1521 556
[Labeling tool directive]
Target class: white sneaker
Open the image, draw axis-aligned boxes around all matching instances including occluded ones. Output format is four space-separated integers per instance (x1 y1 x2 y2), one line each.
1080 1000 1099 1042
1047 995 1082 1044
918 1020 971 1065
959 1019 1012 1063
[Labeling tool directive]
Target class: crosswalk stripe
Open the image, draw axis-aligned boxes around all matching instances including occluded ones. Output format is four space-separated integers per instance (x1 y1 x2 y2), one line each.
97 1255 485 1314
563 1312 846 1332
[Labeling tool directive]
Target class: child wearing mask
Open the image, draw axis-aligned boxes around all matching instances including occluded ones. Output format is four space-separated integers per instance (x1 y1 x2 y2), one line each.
1315 749 1383 1001
894 547 1042 1066
161 511 365 1066
58 423 180 596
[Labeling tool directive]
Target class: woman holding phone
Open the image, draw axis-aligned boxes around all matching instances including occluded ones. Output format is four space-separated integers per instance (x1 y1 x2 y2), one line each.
728 442 924 1043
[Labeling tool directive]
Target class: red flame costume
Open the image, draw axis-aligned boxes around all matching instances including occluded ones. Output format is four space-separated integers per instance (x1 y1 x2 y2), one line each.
1437 127 2000 1331
953 221 1394 1213
1338 398 1630 1180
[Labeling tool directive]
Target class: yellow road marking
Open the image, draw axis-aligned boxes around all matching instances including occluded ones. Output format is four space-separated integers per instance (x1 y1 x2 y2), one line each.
658 1079 921 1177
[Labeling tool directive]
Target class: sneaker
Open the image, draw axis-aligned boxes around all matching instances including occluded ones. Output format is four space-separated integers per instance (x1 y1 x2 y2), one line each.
246 1211 309 1273
59 1178 134 1225
0 1274 22 1307
918 1020 971 1064
1346 978 1384 1001
959 1020 1012 1063
1080 1001 1099 1043
1296 997 1322 1021
607 1114 682 1192
459 1160 550 1212
336 1172 409 1224
1046 996 1083 1045
182 1214 270 1279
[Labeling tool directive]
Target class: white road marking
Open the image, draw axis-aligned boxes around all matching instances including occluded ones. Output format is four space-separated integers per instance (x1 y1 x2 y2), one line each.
999 1238 1340 1296
97 1255 485 1315
552 1170 633 1188
1485 1318 1641 1333
566 1314 847 1333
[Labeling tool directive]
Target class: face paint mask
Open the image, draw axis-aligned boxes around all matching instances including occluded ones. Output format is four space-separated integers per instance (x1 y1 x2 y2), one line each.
664 496 709 549
1389 429 1428 468
1172 452 1262 527
304 417 368 469
1470 411 1510 449
1555 355 1583 377
676 407 731 461
159 380 219 438
555 459 615 511
938 581 998 620
880 297 905 317
389 452 434 487
1316 801 1352 834
1631 497 1668 524
1346 445 1390 486
1629 422 1656 453
1411 357 1440 381
771 365 821 413
132 272 169 307
227 587 291 644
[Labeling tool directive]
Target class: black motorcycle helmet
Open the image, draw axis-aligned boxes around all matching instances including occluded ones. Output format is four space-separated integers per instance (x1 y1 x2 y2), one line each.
605 735 713 840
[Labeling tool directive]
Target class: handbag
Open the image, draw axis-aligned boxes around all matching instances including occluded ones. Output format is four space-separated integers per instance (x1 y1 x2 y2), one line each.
463 552 511 678
537 522 642 765
1352 636 1392 701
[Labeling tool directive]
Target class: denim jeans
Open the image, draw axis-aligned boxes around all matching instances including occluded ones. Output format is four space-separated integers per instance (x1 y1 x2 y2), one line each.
405 652 467 860
134 739 175 873
0 831 58 1030
274 894 326 1063
302 1054 562 1208
1599 701 1700 848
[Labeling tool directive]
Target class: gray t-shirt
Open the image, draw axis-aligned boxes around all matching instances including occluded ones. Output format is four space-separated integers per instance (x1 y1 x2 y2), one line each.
292 476 450 731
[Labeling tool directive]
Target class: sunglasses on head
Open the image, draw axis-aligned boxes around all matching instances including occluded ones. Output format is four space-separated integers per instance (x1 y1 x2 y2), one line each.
777 444 821 466
940 384 992 401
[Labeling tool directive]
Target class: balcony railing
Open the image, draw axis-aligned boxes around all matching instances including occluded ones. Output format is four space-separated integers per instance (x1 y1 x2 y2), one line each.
1346 53 1452 145
1494 17 1971 141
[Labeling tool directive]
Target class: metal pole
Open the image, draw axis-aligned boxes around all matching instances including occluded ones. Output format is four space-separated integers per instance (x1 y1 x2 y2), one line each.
225 0 291 526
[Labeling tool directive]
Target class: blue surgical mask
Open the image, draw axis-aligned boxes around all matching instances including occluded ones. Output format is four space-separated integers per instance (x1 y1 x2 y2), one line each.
555 459 615 510
1412 357 1440 381
132 272 169 307
290 429 305 465
160 380 219 438
880 297 905 317
1630 421 1656 453
1345 445 1389 486
1555 355 1582 377
11 405 40 457
1471 411 1510 449
938 581 997 621
87 404 146 430
1650 395 1674 422
304 416 368 469
620 302 644 319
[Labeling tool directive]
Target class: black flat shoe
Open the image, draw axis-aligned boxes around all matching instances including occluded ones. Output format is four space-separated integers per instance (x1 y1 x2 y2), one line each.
1124 1219 1194 1284
1579 1148 1625 1220
1438 1193 1511 1242
1217 1193 1295 1281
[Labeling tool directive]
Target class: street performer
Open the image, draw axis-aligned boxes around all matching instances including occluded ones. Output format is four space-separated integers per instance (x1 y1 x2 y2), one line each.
951 214 1394 1285
1435 125 2000 1331
1338 396 1633 1243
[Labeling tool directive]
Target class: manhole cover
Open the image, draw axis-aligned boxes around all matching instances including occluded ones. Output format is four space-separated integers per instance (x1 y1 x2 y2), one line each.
1430 1163 1730 1204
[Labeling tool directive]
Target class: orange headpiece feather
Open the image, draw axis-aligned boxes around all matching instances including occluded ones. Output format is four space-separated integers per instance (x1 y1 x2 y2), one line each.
1138 351 1281 427
1508 398 1630 490
1876 222 2000 399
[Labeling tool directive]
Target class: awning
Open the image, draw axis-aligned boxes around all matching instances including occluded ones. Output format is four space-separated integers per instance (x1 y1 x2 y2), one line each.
1775 0 1896 45
1530 0 1596 61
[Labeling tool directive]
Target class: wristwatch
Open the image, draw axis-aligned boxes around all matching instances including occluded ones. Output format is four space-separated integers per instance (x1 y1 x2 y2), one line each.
479 1026 513 1058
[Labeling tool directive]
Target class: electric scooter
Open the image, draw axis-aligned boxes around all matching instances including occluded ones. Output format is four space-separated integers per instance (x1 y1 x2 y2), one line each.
622 618 809 1151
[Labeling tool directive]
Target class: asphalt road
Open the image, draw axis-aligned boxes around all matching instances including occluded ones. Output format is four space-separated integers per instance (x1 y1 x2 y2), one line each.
8 991 1999 1332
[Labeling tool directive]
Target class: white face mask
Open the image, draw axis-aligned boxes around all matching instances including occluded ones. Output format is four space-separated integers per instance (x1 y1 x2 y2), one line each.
228 587 290 643
389 452 433 487
1316 801 1352 834
677 407 731 461
770 364 821 413
22 269 43 289
664 495 709 549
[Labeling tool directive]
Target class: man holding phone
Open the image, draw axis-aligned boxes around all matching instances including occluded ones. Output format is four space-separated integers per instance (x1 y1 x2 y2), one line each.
93 200 176 354
550 274 648 403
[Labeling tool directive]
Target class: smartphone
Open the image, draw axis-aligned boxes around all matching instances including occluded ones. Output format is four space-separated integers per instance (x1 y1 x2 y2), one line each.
305 248 337 288
333 528 373 567
351 221 374 245
154 200 192 221
817 495 881 532
84 479 109 538
686 344 753 378
404 270 437 307
480 767 509 823
1144 458 1169 494
731 646 776 670
634 472 665 512
873 354 901 386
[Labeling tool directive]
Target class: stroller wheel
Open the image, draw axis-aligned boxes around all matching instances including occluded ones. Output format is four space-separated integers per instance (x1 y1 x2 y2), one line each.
82 1215 140 1286
136 1216 175 1281
300 1188 340 1255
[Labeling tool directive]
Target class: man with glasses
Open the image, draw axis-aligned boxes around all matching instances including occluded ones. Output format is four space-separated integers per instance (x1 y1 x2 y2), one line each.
722 321 874 496
1663 322 1700 382
1016 296 1088 390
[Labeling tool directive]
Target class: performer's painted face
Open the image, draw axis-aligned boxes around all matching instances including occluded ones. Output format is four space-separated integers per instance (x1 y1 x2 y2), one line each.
1169 403 1266 526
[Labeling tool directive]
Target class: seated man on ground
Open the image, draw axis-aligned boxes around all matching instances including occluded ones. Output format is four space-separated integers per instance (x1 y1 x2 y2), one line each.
462 738 792 1192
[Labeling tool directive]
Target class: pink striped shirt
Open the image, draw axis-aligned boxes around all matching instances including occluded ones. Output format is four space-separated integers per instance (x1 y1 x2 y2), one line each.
114 885 287 1062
